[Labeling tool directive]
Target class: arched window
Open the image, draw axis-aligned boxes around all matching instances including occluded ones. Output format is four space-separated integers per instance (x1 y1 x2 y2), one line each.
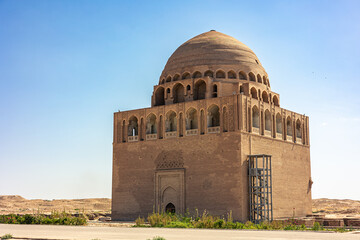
154 87 165 106
166 76 172 82
165 111 177 132
212 84 217 98
182 72 190 80
128 116 138 136
250 87 258 99
223 107 228 132
186 85 191 91
146 114 157 134
228 70 236 79
262 91 269 103
252 106 260 128
193 71 202 78
173 83 185 103
257 74 262 83
159 115 163 139
194 80 206 100
249 72 256 82
273 96 279 106
276 114 282 134
263 76 267 85
186 108 198 130
173 74 180 81
200 109 205 134
240 85 244 94
207 105 220 127
122 120 126 142
161 79 165 84
140 118 144 140
165 203 175 214
296 119 302 138
216 70 225 78
265 110 271 131
179 112 183 136
204 70 214 77
239 71 247 80
286 117 292 136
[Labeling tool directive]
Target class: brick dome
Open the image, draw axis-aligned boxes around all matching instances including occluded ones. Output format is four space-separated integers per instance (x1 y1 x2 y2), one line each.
160 30 268 82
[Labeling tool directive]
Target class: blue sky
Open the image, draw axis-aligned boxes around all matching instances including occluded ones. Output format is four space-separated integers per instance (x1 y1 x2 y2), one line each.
0 0 359 200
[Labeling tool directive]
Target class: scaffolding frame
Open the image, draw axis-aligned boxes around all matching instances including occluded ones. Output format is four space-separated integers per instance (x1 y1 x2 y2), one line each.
248 154 273 223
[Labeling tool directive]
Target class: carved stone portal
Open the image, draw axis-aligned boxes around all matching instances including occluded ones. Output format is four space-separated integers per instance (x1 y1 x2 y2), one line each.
155 169 185 214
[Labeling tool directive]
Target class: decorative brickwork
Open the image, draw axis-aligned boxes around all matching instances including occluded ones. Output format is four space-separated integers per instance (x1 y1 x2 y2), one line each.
155 151 184 170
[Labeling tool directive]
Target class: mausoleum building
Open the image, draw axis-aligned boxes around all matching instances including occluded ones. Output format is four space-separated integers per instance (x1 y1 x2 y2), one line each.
111 31 312 222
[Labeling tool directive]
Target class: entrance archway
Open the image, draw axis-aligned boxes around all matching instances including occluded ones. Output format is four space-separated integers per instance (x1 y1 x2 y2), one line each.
165 203 176 214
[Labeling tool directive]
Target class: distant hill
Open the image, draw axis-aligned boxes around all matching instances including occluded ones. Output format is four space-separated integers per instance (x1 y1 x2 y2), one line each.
1 195 359 218
312 198 360 217
0 195 111 215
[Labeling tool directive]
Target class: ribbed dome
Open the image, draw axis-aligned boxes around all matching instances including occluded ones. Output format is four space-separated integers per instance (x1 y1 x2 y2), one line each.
160 30 267 80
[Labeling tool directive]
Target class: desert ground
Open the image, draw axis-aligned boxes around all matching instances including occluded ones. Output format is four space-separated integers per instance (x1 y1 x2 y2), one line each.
1 195 360 219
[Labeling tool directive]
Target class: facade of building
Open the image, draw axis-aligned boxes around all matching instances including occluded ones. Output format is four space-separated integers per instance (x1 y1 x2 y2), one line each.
111 31 312 221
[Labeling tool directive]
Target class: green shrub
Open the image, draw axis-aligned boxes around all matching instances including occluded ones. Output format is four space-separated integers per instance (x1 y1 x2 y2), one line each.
244 221 256 229
334 227 346 233
213 219 225 229
300 224 306 230
284 224 297 230
135 216 145 226
257 221 271 230
165 221 191 228
270 220 284 229
225 221 237 229
147 237 166 240
139 209 347 232
24 214 35 224
1 234 13 239
0 212 86 226
234 222 245 229
312 222 321 231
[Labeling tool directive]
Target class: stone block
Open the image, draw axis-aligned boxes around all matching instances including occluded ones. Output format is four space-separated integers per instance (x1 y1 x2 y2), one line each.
344 218 360 227
323 219 344 227
99 217 111 222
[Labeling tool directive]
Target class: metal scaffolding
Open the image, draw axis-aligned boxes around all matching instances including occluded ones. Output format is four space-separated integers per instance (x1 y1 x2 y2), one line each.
248 154 273 223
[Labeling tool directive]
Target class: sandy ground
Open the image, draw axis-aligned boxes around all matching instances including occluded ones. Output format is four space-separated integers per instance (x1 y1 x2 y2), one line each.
1 195 360 218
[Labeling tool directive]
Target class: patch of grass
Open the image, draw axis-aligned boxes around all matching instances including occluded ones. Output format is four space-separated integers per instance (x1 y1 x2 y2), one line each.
1 234 13 239
311 222 322 231
164 221 192 228
334 227 348 233
0 211 87 225
135 216 145 226
147 237 166 240
137 209 352 232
